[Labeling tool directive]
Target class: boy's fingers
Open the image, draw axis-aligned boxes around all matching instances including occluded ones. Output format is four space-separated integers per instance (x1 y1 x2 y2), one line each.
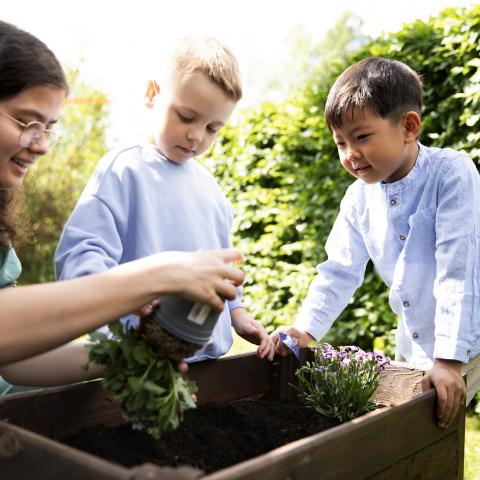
445 389 464 427
267 341 276 361
421 375 433 392
275 341 292 357
436 385 449 427
177 361 189 375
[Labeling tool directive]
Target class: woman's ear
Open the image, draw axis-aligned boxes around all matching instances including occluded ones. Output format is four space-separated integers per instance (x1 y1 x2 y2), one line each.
145 80 160 109
403 111 421 143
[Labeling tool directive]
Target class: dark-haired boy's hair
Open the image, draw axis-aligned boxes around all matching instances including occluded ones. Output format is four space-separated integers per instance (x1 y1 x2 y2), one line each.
0 20 69 101
324 57 423 130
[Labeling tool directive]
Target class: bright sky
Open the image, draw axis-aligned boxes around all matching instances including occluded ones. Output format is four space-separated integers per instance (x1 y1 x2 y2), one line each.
2 0 477 144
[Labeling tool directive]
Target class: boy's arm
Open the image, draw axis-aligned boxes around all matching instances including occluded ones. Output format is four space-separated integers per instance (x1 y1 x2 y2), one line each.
427 156 479 427
55 194 124 280
231 308 275 361
272 187 370 354
227 286 243 312
432 156 479 363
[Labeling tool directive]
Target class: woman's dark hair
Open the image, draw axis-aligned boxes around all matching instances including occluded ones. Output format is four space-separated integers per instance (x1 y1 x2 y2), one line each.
325 57 423 130
0 20 69 101
0 21 68 252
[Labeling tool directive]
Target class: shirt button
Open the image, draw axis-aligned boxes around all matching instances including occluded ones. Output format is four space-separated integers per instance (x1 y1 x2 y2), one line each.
412 332 419 339
399 235 406 241
390 199 397 206
403 301 410 307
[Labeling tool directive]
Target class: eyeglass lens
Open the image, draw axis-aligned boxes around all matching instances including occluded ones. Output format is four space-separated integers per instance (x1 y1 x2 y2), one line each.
19 124 46 148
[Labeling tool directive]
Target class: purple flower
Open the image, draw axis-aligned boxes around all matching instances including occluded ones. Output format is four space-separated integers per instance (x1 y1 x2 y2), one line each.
322 351 335 359
341 345 360 353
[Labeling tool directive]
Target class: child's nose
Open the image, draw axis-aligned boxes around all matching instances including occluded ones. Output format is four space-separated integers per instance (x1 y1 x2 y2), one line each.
346 147 360 161
186 126 203 144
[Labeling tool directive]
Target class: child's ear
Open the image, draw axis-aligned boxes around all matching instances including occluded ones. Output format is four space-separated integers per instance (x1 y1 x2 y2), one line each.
145 80 160 109
403 111 421 143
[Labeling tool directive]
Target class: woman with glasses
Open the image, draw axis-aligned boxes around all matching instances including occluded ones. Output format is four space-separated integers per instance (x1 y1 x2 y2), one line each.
0 20 244 390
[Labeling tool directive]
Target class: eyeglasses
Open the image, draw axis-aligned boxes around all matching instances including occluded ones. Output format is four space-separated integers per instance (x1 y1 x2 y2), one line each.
0 110 60 148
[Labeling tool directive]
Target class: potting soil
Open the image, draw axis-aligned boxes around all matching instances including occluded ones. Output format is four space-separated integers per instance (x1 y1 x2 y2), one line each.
61 395 337 473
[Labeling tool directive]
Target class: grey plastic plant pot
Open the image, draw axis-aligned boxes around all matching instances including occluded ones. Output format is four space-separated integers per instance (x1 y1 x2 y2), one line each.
152 295 222 345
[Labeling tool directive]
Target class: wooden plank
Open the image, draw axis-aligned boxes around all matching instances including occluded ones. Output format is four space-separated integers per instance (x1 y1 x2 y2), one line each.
367 432 460 479
0 421 204 480
0 381 123 438
0 353 272 436
371 362 425 406
0 421 129 480
203 390 464 480
272 350 311 402
189 353 273 405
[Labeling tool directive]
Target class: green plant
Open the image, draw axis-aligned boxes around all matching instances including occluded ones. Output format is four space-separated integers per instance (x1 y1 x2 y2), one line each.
85 321 197 439
295 343 390 422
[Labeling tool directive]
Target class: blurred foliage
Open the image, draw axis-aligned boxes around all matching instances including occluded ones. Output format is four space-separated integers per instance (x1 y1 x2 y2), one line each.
15 68 109 284
205 4 480 360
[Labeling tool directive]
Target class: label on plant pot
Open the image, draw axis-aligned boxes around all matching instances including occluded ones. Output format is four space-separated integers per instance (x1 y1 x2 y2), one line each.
187 302 211 325
279 332 301 360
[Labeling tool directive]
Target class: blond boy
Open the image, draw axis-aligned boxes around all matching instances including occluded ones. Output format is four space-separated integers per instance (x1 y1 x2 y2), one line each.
56 37 274 362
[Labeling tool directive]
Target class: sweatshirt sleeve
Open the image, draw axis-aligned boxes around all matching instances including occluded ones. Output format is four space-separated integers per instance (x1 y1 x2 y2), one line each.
295 186 370 340
55 152 128 281
55 194 124 280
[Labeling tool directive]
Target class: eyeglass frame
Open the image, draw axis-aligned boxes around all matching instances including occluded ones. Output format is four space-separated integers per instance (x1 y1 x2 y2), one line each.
0 110 57 148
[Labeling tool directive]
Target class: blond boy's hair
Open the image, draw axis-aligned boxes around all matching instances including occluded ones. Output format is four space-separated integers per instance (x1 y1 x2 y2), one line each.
170 36 242 101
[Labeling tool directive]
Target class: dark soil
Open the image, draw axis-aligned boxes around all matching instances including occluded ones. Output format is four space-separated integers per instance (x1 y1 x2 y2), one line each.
61 395 338 474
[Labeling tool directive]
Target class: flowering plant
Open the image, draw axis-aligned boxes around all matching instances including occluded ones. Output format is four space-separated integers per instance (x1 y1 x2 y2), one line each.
295 343 390 422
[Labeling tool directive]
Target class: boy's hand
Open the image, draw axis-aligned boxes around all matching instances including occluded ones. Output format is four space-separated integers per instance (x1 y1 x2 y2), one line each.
270 326 314 357
134 299 160 318
231 309 275 361
421 359 466 428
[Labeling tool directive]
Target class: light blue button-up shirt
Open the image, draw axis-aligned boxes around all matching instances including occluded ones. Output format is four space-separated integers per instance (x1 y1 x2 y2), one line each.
297 143 480 367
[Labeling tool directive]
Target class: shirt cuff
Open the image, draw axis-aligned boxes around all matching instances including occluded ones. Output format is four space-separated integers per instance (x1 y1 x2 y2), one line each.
295 314 326 342
434 335 472 363
227 297 243 312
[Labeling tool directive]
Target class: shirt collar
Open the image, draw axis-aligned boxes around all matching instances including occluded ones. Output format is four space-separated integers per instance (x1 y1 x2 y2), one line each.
380 142 425 194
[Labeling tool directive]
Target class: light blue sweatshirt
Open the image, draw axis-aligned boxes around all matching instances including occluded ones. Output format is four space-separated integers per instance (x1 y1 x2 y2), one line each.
55 141 243 361
296 143 480 368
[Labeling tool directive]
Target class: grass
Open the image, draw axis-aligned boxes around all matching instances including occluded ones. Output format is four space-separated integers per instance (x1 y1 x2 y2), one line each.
465 414 480 480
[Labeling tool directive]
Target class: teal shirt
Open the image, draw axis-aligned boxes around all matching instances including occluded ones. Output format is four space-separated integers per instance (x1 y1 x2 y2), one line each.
0 246 21 288
0 246 23 395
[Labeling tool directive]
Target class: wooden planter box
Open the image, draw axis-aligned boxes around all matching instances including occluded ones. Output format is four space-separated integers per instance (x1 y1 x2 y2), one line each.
0 351 465 479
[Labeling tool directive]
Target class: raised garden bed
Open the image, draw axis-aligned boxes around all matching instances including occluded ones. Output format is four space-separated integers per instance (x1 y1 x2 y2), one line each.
0 351 465 479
